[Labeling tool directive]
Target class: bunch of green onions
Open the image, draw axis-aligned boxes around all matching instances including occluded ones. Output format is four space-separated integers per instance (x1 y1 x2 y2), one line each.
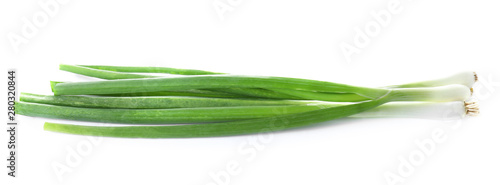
17 65 479 138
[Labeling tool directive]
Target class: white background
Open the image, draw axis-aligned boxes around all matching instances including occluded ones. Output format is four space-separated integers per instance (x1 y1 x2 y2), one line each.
1 0 499 185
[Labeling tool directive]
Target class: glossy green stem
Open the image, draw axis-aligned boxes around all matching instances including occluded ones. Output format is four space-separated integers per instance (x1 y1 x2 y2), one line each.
60 64 156 79
270 88 370 102
51 75 388 99
96 90 247 98
207 88 301 99
20 93 309 109
43 95 392 138
80 65 224 75
17 101 333 124
60 64 369 101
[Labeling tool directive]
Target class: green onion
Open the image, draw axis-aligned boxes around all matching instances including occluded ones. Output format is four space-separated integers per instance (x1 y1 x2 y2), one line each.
387 71 477 88
42 95 391 138
60 64 156 80
60 65 476 101
60 64 306 100
17 64 479 138
41 100 480 138
99 89 251 98
61 64 362 101
19 84 471 125
388 85 471 102
50 75 389 99
352 101 479 119
270 88 370 102
41 97 478 138
51 76 471 102
206 88 302 99
80 65 224 75
51 81 250 98
17 101 333 124
20 93 478 118
20 92 309 109
79 65 477 89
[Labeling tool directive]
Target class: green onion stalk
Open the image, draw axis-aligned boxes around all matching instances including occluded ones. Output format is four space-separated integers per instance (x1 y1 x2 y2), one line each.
15 65 479 138
59 64 477 101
